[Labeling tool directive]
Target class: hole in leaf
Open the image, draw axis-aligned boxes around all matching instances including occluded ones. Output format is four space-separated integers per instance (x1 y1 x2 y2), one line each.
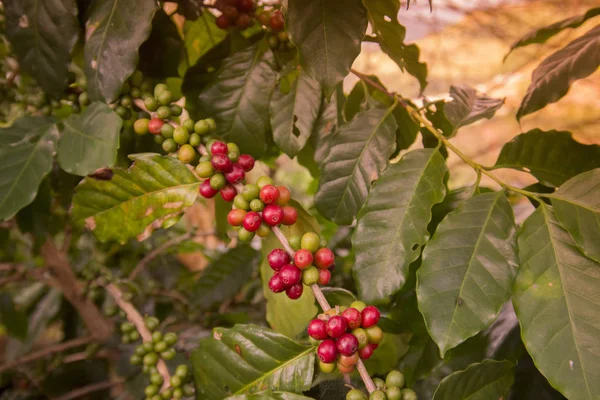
412 243 419 251
292 115 300 138
457 297 464 306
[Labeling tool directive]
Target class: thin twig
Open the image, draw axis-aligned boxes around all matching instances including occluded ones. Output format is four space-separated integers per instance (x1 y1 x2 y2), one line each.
129 232 194 280
52 379 124 400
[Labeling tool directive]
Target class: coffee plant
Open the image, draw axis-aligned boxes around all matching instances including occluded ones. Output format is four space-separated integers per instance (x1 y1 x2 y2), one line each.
1 0 599 399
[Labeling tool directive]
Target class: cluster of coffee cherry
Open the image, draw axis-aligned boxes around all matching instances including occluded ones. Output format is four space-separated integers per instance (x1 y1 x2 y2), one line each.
347 370 417 400
267 231 334 298
309 302 383 375
214 0 284 32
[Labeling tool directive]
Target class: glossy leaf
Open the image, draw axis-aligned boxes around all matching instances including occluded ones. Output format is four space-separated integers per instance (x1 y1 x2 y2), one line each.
315 107 397 225
184 12 228 67
287 0 367 91
363 0 427 90
493 129 600 186
4 0 79 97
192 246 260 308
517 25 600 120
138 10 185 78
0 117 57 221
192 324 315 399
417 192 518 357
261 201 318 338
551 169 600 262
195 42 277 157
84 0 157 102
432 360 515 400
443 85 504 136
58 102 122 176
353 149 447 302
226 392 314 400
270 71 322 157
513 204 600 400
71 154 200 244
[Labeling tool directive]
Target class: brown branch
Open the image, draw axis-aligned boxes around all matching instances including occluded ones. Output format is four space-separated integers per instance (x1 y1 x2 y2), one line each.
129 232 194 280
0 336 95 374
40 239 114 341
52 379 124 400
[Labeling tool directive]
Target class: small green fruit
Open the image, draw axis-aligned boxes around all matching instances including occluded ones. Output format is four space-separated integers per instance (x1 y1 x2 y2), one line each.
182 119 195 132
134 118 150 135
302 266 319 285
170 104 183 116
210 173 226 190
194 119 210 135
173 127 190 145
319 361 336 373
369 390 386 400
301 232 320 253
234 194 250 210
400 388 417 400
289 235 301 251
154 83 169 97
143 352 158 366
156 105 171 119
386 370 405 389
164 332 178 346
162 138 177 153
373 378 385 389
178 144 196 163
387 386 402 400
189 133 201 147
196 161 214 178
250 198 265 212
144 96 158 111
160 123 174 138
256 176 274 189
242 184 260 201
350 300 367 312
157 90 172 106
238 227 255 242
346 389 368 400
145 316 160 331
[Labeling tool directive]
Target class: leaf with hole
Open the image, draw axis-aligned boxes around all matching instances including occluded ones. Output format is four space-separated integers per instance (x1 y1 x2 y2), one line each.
353 149 447 302
191 324 315 399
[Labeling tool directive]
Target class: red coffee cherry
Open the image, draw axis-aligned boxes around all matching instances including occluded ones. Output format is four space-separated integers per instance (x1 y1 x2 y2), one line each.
210 141 228 155
262 205 284 226
361 306 381 328
314 248 334 269
277 186 291 205
279 264 301 286
212 154 233 173
336 333 359 356
236 13 252 29
225 163 245 183
307 319 329 340
317 269 331 286
317 340 338 363
259 185 280 204
243 211 262 232
358 343 375 360
270 10 285 32
238 0 254 12
341 308 362 330
294 249 313 269
337 361 355 374
267 248 290 271
216 14 230 29
227 209 246 226
286 283 303 299
221 5 238 21
199 180 218 198
237 154 255 171
338 353 359 367
282 206 298 225
148 118 165 135
268 273 285 293
220 184 237 202
326 316 347 339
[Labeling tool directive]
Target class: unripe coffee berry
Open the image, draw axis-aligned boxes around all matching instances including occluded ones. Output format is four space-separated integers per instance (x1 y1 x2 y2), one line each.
256 176 274 189
338 352 359 367
342 308 362 330
234 194 250 210
326 316 347 338
194 119 210 135
282 206 298 225
400 389 417 400
319 361 336 374
259 185 280 204
386 387 402 400
178 144 196 163
279 264 301 286
173 127 190 144
294 249 313 269
148 118 164 135
267 248 290 271
369 390 386 400
268 273 285 293
347 389 368 400
211 141 228 155
277 186 291 205
238 227 255 242
361 306 381 328
220 184 237 202
262 205 284 226
241 184 260 201
134 118 150 135
225 164 245 183
250 199 265 212
317 339 338 363
301 232 320 253
182 119 195 132
286 283 303 299
365 326 383 344
211 154 233 173
302 266 319 286
317 269 331 286
336 333 359 356
352 328 369 349
189 133 201 147
256 223 271 237
350 301 367 312
162 138 177 153
314 248 335 269
237 154 255 172
199 180 218 198
386 370 405 389
289 235 301 250
210 173 226 190
307 319 329 340
243 211 262 232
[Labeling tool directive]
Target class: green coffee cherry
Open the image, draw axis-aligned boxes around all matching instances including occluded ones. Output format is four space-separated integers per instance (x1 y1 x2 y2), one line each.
373 378 385 389
130 354 142 365
78 92 90 106
172 388 183 399
144 384 158 397
143 352 158 366
130 87 141 98
170 104 182 116
210 174 226 190
238 227 255 242
302 266 319 285
256 176 274 189
151 331 163 343
175 364 189 378
178 144 196 163
194 119 210 135
154 83 168 97
150 373 163 386
234 194 250 210
189 133 201 147
196 161 214 178
120 322 135 333
350 300 367 312
161 348 176 360
182 384 195 397
120 95 132 107
144 317 159 331
162 138 177 153
386 370 405 389
369 390 386 400
205 118 217 131
164 333 178 346
144 97 158 111
129 330 140 341
400 389 417 400
182 119 195 132
250 198 265 212
156 105 171 119
143 342 154 353
154 135 165 145
242 184 260 201
154 341 168 353
301 232 320 253
157 90 172 106
160 388 173 399
346 389 368 400
160 123 174 138
130 70 143 87
173 127 190 145
256 223 271 237
135 345 147 356
289 235 301 251
134 118 150 135
387 386 402 400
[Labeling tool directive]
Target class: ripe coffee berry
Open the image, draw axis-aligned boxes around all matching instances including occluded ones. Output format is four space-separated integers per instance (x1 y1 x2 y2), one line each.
294 249 313 269
243 211 262 232
279 264 301 286
358 343 375 360
326 316 347 338
268 273 285 293
259 185 280 204
337 362 354 374
199 180 218 198
277 186 291 205
338 353 359 367
262 205 284 226
225 164 245 183
270 10 285 32
282 206 298 225
148 118 164 135
286 283 303 299
236 13 252 29
317 340 338 363
307 319 328 340
211 141 228 155
314 248 335 269
317 269 331 285
342 308 362 330
267 248 290 271
238 0 253 12
227 209 246 226
237 154 255 171
220 184 237 202
212 154 233 173
336 333 359 356
361 306 381 328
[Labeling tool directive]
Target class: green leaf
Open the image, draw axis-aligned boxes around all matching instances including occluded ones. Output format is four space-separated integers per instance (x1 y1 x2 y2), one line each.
353 149 447 302
0 293 28 340
270 70 322 157
392 104 420 156
84 0 157 102
57 102 122 176
513 204 600 400
192 246 260 308
261 201 318 338
417 192 518 357
286 0 367 91
139 10 186 79
364 333 411 375
551 169 600 263
195 42 277 157
184 12 228 67
4 0 79 97
443 85 504 137
362 0 427 90
508 7 600 53
400 336 444 386
432 360 515 400
191 324 315 399
314 107 397 225
517 25 600 120
71 154 199 244
225 392 314 400
492 129 600 186
0 117 57 221
320 287 356 310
